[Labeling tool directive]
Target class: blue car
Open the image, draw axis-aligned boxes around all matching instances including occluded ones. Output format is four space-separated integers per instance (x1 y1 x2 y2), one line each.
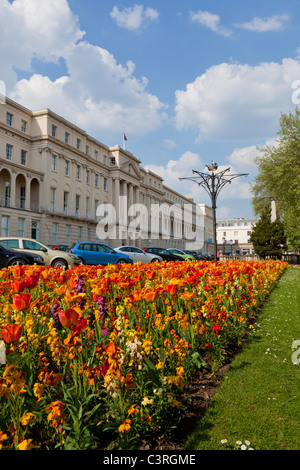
68 242 133 265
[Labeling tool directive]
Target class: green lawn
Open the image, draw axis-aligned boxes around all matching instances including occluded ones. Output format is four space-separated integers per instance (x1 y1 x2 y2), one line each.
184 266 300 451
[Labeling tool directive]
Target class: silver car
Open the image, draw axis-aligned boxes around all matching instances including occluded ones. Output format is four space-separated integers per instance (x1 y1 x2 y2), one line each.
114 246 162 263
0 237 81 269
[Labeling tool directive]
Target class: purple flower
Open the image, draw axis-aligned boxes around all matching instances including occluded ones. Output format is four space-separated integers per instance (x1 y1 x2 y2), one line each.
52 303 62 329
97 295 110 335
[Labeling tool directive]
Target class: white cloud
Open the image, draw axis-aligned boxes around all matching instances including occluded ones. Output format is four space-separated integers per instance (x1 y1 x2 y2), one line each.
190 10 231 37
1 0 167 139
0 0 84 88
235 14 290 32
175 58 300 142
110 4 159 31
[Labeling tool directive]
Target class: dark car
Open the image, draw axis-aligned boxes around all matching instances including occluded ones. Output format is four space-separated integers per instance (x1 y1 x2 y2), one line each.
67 242 133 265
0 243 45 268
183 250 207 260
143 247 183 262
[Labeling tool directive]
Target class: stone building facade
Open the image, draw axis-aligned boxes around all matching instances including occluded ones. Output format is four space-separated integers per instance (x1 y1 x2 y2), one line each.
0 97 206 250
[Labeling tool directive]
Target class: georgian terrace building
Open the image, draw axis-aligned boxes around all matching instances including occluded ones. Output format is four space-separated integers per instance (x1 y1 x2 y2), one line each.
0 97 206 250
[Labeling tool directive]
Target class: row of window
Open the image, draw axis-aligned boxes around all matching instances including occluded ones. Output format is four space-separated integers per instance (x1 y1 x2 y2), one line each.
5 144 28 165
0 215 88 245
51 123 117 165
50 188 100 220
6 112 28 133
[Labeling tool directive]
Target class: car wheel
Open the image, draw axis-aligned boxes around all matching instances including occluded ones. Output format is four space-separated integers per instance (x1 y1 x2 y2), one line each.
8 258 26 266
151 258 160 262
52 258 68 269
118 259 128 264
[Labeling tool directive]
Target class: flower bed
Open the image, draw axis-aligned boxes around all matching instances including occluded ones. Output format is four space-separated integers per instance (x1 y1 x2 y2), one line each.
0 259 286 450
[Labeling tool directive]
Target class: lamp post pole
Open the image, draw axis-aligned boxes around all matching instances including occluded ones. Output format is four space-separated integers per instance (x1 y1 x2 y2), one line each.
179 161 248 262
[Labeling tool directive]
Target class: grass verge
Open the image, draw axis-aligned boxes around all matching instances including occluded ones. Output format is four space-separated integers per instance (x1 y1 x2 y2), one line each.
184 266 300 451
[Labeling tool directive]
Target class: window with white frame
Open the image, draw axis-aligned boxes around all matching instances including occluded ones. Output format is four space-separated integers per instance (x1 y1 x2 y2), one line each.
6 112 13 127
104 177 107 191
75 195 80 217
50 188 56 212
21 150 27 166
66 225 71 245
52 125 57 137
78 226 82 242
5 182 10 207
1 216 10 236
86 170 90 184
76 165 81 180
86 197 89 217
18 218 25 237
21 120 27 133
65 160 70 176
109 157 116 166
52 223 58 244
6 144 12 160
76 138 81 150
95 150 99 161
65 132 70 144
103 155 107 165
95 174 99 187
51 154 57 171
86 145 89 155
95 199 99 219
63 192 69 215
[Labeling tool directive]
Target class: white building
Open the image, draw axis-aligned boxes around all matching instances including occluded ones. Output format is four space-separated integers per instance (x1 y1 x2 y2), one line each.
216 217 258 255
0 97 210 250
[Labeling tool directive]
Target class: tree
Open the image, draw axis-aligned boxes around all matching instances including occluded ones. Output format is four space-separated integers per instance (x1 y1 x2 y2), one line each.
251 107 300 251
250 211 287 259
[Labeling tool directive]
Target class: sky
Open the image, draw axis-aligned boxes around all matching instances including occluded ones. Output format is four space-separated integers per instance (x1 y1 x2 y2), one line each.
1 0 300 220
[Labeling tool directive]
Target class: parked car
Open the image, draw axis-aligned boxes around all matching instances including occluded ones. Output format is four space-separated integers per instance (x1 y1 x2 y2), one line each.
0 242 45 268
67 242 133 265
0 237 81 269
114 246 162 263
47 244 69 251
183 250 207 260
143 247 183 262
166 248 195 261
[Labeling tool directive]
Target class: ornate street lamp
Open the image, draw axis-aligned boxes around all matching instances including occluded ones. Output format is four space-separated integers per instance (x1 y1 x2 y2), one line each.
179 161 248 262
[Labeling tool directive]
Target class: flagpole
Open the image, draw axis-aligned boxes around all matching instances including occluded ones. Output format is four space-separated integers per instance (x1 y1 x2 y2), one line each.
122 124 127 150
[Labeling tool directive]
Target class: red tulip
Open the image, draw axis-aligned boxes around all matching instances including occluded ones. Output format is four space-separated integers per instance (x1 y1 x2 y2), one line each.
11 280 26 293
1 324 22 344
12 293 32 311
24 274 39 289
58 307 80 329
166 284 178 295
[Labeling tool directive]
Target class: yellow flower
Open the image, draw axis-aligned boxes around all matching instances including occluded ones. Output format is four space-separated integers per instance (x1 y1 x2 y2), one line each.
142 396 153 406
118 419 132 433
17 439 35 450
33 383 45 401
0 431 8 450
20 412 36 426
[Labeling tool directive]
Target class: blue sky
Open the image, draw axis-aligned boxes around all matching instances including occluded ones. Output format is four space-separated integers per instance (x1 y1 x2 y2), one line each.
1 0 300 219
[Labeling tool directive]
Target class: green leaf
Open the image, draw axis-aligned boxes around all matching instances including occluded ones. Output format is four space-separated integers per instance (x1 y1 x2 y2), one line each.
191 351 209 370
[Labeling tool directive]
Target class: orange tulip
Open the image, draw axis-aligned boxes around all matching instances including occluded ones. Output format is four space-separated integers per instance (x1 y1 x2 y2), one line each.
1 324 22 344
181 292 195 301
12 293 32 311
143 290 159 302
58 307 80 329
